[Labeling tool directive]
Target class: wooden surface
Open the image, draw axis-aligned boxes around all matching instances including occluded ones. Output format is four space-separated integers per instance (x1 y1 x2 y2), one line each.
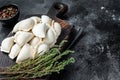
0 3 73 79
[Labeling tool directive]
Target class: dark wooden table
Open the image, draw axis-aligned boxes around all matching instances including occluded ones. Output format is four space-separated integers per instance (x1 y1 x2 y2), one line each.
0 0 120 80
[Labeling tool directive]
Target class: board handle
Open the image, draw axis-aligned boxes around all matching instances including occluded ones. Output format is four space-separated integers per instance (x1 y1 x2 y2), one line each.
47 2 68 18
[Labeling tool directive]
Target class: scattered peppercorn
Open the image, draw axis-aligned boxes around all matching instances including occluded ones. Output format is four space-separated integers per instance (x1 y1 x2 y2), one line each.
0 6 17 19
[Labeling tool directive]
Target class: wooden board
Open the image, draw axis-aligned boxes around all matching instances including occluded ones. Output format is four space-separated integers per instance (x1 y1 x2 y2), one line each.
0 2 73 80
0 14 73 67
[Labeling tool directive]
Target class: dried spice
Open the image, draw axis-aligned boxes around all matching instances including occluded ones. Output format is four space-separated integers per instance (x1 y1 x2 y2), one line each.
0 6 17 19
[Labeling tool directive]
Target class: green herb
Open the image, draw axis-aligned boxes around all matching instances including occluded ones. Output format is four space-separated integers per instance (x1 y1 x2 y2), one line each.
1 40 75 79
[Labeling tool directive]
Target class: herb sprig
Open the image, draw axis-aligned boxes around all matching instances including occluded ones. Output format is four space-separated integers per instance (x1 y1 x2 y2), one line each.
1 40 75 79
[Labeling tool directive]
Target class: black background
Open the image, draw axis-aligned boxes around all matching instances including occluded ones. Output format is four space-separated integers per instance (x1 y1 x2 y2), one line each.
0 0 120 80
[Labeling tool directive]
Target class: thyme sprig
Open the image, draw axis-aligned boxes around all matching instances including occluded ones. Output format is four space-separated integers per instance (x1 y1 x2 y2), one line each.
1 40 75 79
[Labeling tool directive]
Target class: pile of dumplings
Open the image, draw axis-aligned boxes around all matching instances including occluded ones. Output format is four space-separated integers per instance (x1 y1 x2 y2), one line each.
0 15 61 63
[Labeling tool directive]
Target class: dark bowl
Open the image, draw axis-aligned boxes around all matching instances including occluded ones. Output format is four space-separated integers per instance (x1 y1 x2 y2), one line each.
0 4 20 27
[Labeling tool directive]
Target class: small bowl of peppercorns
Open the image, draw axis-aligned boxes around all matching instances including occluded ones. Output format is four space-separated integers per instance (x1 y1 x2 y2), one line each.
0 4 20 27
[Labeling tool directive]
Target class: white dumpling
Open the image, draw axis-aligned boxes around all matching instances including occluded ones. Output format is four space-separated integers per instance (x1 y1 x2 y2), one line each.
32 23 48 38
44 28 56 45
12 23 19 33
45 20 57 39
49 40 57 48
30 37 40 48
41 15 52 24
1 37 14 53
14 31 34 47
37 43 49 55
31 16 41 24
16 44 36 63
49 29 57 48
9 44 21 59
51 27 58 39
53 22 61 36
12 18 35 33
14 31 22 39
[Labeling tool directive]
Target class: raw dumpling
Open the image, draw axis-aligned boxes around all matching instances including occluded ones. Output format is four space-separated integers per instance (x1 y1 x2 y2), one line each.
44 28 56 45
30 37 41 48
12 18 35 33
14 31 34 47
31 16 41 24
16 44 36 63
32 23 48 38
37 43 49 55
53 22 61 36
47 21 61 39
1 37 14 53
9 44 21 59
14 31 22 39
51 27 58 39
49 41 56 48
41 15 52 24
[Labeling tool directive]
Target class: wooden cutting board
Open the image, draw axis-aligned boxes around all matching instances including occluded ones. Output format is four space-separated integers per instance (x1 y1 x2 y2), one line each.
0 2 73 80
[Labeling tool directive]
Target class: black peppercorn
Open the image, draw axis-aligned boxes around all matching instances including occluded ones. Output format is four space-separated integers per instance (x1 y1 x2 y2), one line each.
0 6 18 19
